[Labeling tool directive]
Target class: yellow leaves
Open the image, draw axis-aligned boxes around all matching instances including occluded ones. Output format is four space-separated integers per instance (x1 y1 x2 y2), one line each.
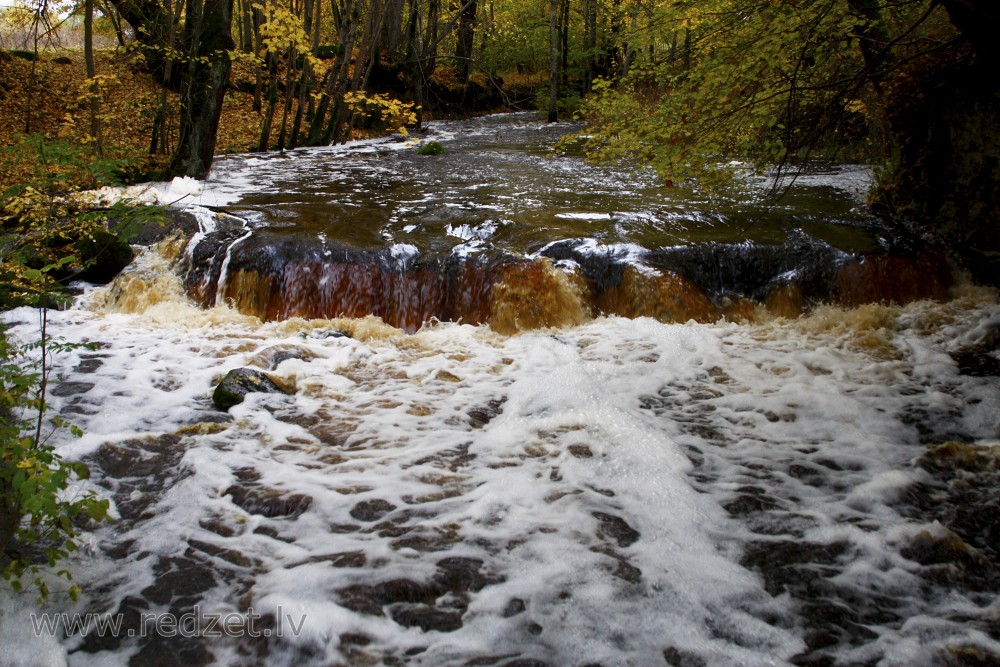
0 51 166 188
250 0 329 83
257 1 313 58
845 98 868 118
57 113 78 140
82 73 119 91
343 92 417 134
2 186 47 221
228 48 265 68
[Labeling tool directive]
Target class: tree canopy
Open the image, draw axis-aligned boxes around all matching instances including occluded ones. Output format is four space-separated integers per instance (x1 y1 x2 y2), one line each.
569 0 970 181
564 0 999 278
2 0 997 277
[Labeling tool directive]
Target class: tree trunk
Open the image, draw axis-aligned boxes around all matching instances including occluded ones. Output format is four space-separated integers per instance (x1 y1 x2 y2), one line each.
559 0 568 86
582 0 596 94
608 0 623 77
85 0 102 156
847 0 893 98
150 0 181 155
290 0 322 149
312 0 361 144
682 27 690 71
454 0 477 83
240 0 254 51
98 0 127 47
547 0 558 122
259 53 280 151
277 46 298 151
252 3 265 111
112 0 179 87
939 0 1000 67
168 0 235 178
421 0 441 78
622 0 641 77
383 0 405 56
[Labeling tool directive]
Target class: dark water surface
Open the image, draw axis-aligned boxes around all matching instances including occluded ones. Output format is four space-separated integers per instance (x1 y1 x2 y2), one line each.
180 113 949 332
215 113 879 252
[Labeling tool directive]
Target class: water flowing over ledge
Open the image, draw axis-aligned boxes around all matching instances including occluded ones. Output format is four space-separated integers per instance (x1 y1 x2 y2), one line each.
1 113 998 666
165 112 951 333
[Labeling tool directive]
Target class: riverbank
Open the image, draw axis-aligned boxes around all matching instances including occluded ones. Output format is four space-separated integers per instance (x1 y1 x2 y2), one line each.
0 49 540 311
0 48 540 194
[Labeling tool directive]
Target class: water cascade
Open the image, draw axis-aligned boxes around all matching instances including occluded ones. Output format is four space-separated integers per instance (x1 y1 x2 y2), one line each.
171 113 951 333
1 113 997 667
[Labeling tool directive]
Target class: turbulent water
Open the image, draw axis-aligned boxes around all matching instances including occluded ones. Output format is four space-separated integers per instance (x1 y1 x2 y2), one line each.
1 114 999 667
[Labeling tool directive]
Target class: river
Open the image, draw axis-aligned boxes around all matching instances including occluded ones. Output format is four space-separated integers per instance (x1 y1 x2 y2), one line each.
1 113 998 666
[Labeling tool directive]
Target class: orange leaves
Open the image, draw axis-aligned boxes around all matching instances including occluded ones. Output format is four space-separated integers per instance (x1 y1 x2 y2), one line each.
0 51 162 184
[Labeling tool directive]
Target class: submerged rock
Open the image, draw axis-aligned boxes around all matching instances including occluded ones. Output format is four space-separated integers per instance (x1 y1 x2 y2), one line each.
50 380 95 396
901 524 983 569
389 605 463 632
225 484 313 518
212 367 291 410
663 646 707 667
912 441 1000 580
592 511 641 548
350 498 398 522
949 322 1000 377
336 558 503 633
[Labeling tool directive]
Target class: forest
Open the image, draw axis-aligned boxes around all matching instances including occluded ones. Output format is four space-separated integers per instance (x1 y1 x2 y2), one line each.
0 0 997 287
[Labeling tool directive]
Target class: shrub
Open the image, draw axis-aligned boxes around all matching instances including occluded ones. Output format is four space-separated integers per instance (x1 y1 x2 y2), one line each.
418 141 445 156
0 265 110 602
0 134 130 196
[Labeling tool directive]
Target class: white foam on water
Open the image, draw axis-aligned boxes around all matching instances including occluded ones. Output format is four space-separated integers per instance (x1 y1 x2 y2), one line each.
554 212 613 220
0 595 70 667
72 132 418 213
533 238 657 275
445 221 500 242
213 229 255 306
388 243 420 269
2 282 998 665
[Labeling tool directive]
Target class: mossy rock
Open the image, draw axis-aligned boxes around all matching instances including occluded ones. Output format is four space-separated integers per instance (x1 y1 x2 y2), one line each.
74 228 134 284
8 50 38 61
418 141 445 156
213 368 291 411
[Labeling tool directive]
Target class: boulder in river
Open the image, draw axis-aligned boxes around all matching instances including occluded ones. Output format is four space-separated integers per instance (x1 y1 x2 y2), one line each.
212 368 291 411
74 228 134 284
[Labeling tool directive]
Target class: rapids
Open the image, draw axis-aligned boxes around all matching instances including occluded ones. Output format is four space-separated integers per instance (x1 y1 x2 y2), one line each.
1 114 998 667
